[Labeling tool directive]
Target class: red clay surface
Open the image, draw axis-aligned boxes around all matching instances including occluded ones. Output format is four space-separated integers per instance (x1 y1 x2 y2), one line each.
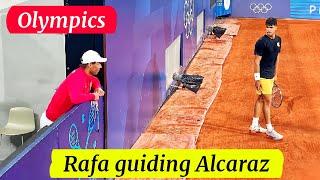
196 18 320 179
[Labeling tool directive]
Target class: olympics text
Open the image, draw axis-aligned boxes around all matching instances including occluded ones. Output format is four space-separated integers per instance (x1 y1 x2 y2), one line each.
6 6 117 34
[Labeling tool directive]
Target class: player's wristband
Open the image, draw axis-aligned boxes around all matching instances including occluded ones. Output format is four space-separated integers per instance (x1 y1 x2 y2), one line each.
254 73 260 81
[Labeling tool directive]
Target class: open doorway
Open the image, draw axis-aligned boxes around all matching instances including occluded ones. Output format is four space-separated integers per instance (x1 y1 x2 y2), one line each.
64 0 105 84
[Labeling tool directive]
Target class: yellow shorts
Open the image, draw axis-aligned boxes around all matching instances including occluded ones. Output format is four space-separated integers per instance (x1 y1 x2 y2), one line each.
256 78 274 95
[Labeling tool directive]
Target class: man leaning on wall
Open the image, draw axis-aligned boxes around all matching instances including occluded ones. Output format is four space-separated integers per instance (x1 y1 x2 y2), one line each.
39 50 106 129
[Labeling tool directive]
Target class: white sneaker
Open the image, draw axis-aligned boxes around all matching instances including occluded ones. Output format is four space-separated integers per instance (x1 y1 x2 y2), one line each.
249 124 267 133
266 129 283 140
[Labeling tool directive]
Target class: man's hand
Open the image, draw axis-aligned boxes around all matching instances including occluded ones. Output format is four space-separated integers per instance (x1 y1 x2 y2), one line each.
93 92 100 101
95 88 105 96
255 80 262 92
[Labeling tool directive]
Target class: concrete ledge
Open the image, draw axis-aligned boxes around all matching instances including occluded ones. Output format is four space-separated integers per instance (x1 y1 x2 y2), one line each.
132 20 240 149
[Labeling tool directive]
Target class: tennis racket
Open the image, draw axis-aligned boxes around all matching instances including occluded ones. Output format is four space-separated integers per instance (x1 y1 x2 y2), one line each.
271 82 283 108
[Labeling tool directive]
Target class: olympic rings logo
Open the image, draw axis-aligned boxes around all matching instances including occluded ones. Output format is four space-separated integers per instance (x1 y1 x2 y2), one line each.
250 3 272 14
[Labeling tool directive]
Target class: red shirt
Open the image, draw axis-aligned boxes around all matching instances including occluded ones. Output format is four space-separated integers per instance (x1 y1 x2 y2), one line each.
46 67 100 121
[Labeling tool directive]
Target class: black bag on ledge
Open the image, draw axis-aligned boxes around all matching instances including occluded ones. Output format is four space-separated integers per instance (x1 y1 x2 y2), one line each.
207 26 227 38
173 73 204 93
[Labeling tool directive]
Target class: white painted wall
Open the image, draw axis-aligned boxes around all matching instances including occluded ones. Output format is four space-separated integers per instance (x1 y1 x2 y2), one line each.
0 0 65 128
165 35 181 89
197 11 204 45
0 0 30 11
0 13 4 102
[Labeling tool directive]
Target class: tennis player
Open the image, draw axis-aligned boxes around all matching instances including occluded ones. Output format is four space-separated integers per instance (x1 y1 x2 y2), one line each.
249 17 283 140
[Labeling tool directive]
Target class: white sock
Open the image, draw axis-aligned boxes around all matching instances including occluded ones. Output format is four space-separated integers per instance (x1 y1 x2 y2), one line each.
266 123 273 132
252 117 259 126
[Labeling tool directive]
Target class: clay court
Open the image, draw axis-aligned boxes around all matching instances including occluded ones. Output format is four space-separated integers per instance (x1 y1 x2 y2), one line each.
196 18 320 180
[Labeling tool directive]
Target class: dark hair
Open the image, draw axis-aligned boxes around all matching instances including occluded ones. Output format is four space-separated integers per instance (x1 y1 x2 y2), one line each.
79 62 97 68
79 64 88 68
265 17 277 26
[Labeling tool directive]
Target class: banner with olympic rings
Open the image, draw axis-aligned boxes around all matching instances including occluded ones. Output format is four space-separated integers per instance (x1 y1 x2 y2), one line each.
231 0 290 18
